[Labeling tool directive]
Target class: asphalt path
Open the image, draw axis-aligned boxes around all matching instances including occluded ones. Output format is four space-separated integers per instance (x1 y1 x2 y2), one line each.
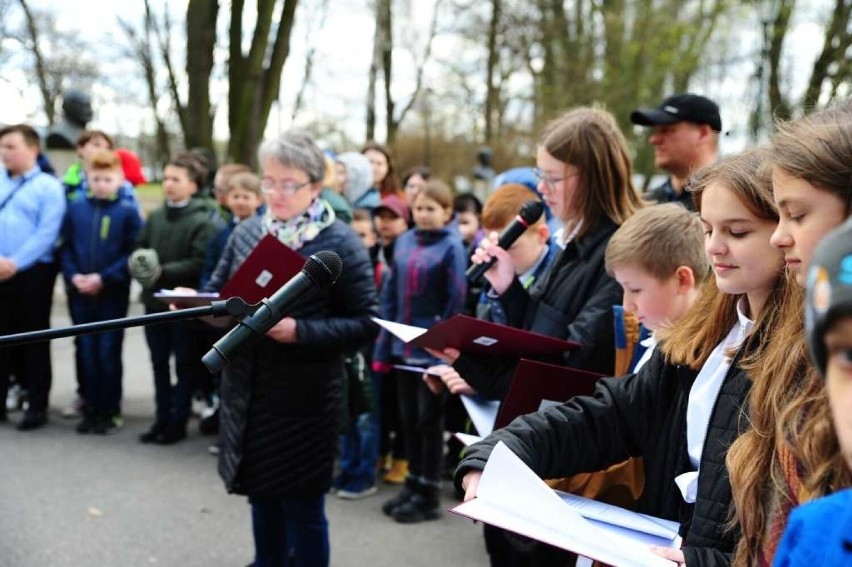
0 285 489 566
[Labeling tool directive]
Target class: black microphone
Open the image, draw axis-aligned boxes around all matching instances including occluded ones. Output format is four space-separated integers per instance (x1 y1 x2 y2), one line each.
202 250 343 373
466 199 545 284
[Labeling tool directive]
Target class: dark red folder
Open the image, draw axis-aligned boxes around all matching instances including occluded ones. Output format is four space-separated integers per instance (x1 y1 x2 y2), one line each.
409 314 579 357
494 359 604 430
218 234 306 304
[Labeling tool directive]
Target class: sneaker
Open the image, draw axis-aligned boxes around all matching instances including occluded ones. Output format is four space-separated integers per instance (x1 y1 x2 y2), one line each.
337 484 378 500
92 415 122 435
383 459 409 485
61 397 85 419
17 410 47 431
76 414 98 434
6 385 26 412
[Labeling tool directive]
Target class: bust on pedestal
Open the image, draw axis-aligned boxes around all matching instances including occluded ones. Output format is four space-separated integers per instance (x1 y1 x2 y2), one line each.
46 90 93 150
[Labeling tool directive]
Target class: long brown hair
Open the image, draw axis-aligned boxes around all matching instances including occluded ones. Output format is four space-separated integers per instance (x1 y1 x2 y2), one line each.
538 106 643 239
726 103 852 566
361 141 402 198
660 149 785 370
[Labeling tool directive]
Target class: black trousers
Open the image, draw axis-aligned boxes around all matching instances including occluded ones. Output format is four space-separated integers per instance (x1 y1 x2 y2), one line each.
395 367 446 482
0 262 57 412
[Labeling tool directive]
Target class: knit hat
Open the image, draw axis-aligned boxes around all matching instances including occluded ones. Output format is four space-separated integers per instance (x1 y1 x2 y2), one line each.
805 218 852 377
336 152 374 205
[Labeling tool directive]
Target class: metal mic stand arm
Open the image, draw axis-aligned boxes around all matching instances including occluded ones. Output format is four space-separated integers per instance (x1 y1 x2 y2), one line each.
0 297 254 348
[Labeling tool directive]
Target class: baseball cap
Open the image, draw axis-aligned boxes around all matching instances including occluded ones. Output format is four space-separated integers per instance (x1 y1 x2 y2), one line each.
630 94 722 132
805 218 852 377
373 194 410 220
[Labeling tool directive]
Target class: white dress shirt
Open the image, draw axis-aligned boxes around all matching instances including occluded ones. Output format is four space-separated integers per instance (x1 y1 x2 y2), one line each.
674 298 754 503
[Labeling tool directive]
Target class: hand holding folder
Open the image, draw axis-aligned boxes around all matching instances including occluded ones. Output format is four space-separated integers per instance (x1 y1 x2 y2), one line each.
372 314 579 358
451 442 680 567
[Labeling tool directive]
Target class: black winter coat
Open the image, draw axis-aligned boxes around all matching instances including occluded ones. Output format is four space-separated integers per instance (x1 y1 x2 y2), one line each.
456 347 752 567
453 220 622 399
214 216 378 499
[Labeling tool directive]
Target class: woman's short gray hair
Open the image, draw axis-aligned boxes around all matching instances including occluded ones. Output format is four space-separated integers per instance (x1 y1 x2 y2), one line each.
257 129 327 183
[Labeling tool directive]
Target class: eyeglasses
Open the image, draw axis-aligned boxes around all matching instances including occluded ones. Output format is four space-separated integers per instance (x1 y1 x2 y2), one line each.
532 168 579 188
260 178 312 195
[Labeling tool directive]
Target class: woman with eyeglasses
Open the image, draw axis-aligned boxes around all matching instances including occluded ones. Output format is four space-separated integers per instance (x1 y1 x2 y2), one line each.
425 107 643 565
434 107 644 394
205 129 378 567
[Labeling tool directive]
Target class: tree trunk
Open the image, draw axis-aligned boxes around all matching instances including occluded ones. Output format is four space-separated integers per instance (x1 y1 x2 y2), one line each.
768 0 795 121
801 0 850 109
228 0 299 167
484 0 501 145
184 0 219 150
380 0 395 144
18 0 54 125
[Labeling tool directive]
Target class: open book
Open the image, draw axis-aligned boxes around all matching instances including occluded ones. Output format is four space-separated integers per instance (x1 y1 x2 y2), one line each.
451 442 681 567
372 315 578 357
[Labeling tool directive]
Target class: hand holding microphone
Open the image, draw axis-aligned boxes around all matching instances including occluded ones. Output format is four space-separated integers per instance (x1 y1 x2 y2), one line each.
202 250 343 373
466 200 544 293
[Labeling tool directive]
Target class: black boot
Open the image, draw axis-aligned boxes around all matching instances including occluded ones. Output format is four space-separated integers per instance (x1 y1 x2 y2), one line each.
138 420 167 443
382 475 419 517
392 479 441 523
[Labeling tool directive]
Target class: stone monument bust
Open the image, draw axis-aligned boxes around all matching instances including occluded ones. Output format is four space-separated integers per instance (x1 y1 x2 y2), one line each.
46 89 93 150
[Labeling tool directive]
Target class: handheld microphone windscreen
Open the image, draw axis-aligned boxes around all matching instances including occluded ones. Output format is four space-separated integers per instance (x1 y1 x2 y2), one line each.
466 199 545 284
304 250 343 288
517 200 545 225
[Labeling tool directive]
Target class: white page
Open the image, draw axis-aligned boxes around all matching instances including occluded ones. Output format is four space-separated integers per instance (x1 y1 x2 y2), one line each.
155 289 220 298
452 442 677 567
556 492 680 540
460 395 500 437
371 317 427 343
453 432 482 446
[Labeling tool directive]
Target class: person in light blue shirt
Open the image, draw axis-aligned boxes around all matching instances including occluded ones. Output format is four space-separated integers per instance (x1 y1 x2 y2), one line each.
0 124 66 431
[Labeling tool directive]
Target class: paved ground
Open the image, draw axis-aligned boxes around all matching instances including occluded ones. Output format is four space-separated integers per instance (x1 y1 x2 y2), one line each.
0 285 489 566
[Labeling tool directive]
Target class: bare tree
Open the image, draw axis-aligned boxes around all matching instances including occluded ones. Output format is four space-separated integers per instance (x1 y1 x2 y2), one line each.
15 0 98 125
764 0 849 121
117 0 172 164
292 0 331 120
228 0 299 166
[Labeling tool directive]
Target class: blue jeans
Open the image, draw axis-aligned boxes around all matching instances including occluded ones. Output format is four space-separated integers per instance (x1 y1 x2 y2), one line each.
338 411 379 490
249 494 329 567
143 313 193 425
68 293 128 416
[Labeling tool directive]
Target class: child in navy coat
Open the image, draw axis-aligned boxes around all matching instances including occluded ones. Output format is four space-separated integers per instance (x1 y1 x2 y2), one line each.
374 179 467 523
60 150 143 434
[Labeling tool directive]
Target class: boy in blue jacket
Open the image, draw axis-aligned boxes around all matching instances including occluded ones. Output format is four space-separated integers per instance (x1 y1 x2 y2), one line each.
775 219 852 566
60 149 143 434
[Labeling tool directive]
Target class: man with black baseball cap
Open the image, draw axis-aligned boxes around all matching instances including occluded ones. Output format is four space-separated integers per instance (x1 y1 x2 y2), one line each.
631 93 722 210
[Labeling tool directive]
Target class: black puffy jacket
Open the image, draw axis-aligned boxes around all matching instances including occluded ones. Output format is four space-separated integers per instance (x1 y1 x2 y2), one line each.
215 216 378 498
453 219 622 399
456 347 752 566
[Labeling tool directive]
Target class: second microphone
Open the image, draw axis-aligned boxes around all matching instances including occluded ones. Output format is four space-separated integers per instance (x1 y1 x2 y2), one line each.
466 199 545 284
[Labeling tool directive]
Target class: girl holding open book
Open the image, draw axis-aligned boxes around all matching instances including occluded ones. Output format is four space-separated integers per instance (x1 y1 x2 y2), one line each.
456 148 798 565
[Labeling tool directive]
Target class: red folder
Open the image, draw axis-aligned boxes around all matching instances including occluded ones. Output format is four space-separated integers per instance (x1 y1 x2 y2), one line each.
409 314 579 357
218 234 306 304
494 359 603 430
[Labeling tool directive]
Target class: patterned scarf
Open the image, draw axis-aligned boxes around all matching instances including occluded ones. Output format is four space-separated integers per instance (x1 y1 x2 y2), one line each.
759 443 803 566
264 197 336 250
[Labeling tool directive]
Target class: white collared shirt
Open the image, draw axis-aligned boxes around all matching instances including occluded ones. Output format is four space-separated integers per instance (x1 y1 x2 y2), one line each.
675 298 754 503
633 334 657 373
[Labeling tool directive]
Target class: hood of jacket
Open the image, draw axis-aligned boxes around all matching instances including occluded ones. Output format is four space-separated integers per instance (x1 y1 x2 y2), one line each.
337 152 374 205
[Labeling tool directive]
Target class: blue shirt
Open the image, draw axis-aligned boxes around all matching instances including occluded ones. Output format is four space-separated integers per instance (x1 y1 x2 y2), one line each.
0 165 66 270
